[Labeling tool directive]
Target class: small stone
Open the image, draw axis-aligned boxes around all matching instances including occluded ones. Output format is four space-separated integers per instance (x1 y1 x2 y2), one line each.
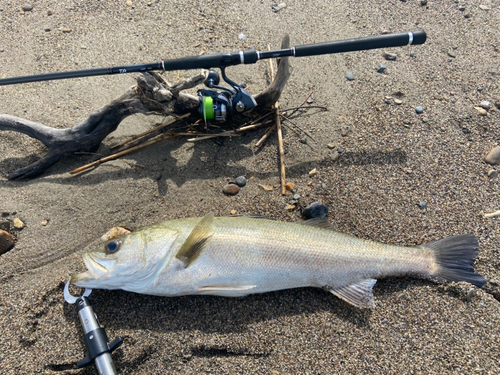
487 169 498 178
490 279 500 286
285 182 295 191
327 143 336 149
0 229 15 254
418 202 427 209
415 106 424 114
466 289 476 302
464 12 472 18
230 210 237 215
126 0 133 6
44 28 51 32
238 33 247 40
235 176 247 187
447 50 456 58
47 10 53 15
61 28 72 33
13 218 24 229
303 202 328 219
308 168 317 177
101 227 131 242
477 87 483 92
479 4 490 10
394 99 403 105
22 4 33 11
384 52 397 61
475 107 488 116
346 72 354 81
258 184 273 192
293 194 300 200
300 138 307 144
420 0 428 5
272 3 287 12
377 64 387 73
223 184 239 195
485 146 500 165
285 204 296 211
330 151 340 162
495 101 500 110
41 219 49 226
480 101 491 110
458 5 466 11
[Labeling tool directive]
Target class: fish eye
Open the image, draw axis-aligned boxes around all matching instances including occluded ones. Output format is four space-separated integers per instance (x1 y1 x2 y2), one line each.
105 239 121 254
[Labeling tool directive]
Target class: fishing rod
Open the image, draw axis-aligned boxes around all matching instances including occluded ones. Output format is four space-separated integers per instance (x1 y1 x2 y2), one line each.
0 30 426 121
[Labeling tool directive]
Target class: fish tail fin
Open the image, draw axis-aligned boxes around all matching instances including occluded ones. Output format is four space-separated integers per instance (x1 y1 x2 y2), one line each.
426 234 486 288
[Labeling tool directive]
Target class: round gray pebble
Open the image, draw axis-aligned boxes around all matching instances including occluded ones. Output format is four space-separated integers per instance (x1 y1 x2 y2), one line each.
415 106 424 114
346 72 354 81
293 194 300 200
418 202 427 209
235 176 247 187
303 201 328 219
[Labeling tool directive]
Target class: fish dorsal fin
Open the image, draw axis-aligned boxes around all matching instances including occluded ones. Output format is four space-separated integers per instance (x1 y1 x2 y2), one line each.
328 278 377 308
297 217 334 230
175 213 214 267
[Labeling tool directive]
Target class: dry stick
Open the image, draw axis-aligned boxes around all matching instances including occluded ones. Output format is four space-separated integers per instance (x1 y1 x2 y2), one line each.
69 133 177 175
255 123 277 148
267 45 287 195
111 113 191 149
188 119 273 142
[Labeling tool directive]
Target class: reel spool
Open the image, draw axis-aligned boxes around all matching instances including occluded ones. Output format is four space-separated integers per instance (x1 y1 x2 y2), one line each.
198 68 257 122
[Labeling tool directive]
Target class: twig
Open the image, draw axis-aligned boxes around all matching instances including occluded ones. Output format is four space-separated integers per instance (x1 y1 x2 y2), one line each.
484 210 500 218
268 45 287 195
69 133 176 175
187 120 273 142
279 113 317 144
111 113 191 150
255 124 276 148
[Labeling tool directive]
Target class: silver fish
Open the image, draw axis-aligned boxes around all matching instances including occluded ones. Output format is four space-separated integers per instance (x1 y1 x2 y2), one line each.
71 213 486 308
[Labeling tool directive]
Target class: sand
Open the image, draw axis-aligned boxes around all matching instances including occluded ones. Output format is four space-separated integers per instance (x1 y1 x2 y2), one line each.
1 0 499 374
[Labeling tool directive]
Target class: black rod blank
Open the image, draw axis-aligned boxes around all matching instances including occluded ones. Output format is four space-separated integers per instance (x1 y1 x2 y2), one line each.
0 31 426 86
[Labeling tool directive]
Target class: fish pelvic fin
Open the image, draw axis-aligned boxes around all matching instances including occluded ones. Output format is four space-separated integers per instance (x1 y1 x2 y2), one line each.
328 278 377 309
425 234 486 288
175 212 214 267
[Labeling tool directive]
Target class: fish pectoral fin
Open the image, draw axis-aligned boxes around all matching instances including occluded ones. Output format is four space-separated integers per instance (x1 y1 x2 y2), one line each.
328 278 377 309
296 218 334 230
175 212 214 268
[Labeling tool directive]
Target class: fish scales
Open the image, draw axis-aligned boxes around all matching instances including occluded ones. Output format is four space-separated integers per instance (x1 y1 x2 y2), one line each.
71 214 486 308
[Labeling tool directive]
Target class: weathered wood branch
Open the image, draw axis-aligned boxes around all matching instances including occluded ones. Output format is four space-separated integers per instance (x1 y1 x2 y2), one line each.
0 35 291 180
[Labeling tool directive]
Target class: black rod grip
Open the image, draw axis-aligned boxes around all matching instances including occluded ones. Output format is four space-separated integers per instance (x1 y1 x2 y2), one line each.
294 31 426 58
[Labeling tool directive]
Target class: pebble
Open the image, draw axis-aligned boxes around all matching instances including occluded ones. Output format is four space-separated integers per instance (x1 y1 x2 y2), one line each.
126 0 133 6
309 168 317 177
238 34 247 40
101 227 131 242
303 202 328 219
394 99 403 105
447 50 456 58
41 219 49 226
480 101 491 110
474 107 488 116
235 176 247 187
415 106 424 114
327 143 336 149
0 229 15 254
285 204 296 211
346 72 354 81
223 184 240 195
377 64 387 73
420 0 428 5
418 202 428 209
330 151 340 162
13 218 24 229
384 52 397 61
22 4 33 11
300 138 307 144
487 169 498 178
272 3 287 12
479 4 491 10
496 101 500 110
293 194 300 200
285 182 295 191
484 146 500 165
230 210 237 215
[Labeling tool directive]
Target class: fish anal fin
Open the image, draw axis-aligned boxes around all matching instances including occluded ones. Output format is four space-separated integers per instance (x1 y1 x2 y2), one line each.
297 218 334 230
175 213 214 267
328 278 377 308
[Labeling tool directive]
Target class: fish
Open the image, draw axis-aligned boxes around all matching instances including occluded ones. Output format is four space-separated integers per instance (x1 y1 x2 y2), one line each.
71 213 486 308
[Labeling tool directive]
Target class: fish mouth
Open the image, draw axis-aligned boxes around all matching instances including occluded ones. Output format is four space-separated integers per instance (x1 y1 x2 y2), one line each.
70 253 109 285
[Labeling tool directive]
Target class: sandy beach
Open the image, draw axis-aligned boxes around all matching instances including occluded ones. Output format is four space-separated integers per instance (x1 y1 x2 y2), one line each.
1 0 499 373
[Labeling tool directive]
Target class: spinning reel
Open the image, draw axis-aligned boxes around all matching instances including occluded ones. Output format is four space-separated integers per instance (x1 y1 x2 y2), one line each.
197 68 257 123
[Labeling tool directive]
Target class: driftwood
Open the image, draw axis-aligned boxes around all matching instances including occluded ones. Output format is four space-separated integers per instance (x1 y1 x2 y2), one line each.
0 36 291 180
